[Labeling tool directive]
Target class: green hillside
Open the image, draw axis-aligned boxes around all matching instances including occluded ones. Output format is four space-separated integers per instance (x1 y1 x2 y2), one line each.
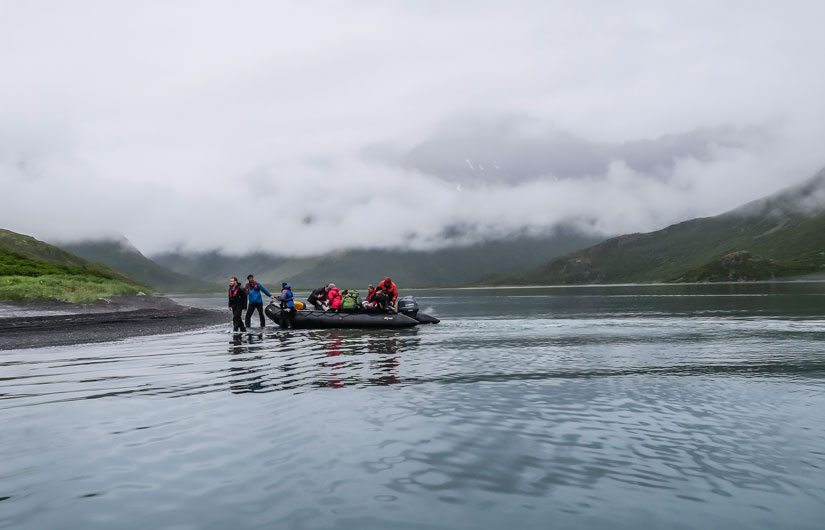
153 229 602 289
286 230 600 288
677 251 793 282
60 238 219 293
483 171 825 285
0 234 147 303
0 229 140 286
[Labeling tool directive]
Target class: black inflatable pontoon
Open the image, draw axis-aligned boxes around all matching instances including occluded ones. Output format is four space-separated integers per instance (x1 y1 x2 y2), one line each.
266 304 418 329
265 296 439 329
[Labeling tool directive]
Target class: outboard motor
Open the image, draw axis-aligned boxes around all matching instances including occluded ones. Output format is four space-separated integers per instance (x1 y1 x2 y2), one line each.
397 296 419 319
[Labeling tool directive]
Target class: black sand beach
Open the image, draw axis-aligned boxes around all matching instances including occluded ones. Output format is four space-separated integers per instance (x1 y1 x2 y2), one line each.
0 296 227 350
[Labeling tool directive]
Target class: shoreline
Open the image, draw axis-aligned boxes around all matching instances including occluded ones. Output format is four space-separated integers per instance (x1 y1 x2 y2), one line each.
0 296 228 350
456 278 825 290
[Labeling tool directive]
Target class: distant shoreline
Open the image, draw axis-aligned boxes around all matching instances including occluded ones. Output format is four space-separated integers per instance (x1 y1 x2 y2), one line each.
0 295 227 351
457 278 825 290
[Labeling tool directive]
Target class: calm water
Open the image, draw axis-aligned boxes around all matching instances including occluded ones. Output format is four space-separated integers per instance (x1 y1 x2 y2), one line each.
2 283 825 529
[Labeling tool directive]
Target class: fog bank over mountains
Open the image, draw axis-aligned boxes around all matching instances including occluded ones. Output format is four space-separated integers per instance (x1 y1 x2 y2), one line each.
1 1 824 254
5 114 822 257
393 117 768 185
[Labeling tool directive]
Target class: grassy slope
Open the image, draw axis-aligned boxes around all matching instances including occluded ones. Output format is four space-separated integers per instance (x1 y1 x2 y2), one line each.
0 229 140 286
0 246 145 302
677 251 792 282
486 172 825 285
60 239 219 293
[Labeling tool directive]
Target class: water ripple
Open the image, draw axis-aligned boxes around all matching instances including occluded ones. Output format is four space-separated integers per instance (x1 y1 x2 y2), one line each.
3 286 825 529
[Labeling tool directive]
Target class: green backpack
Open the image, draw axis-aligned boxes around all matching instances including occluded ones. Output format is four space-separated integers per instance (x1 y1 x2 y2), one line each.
341 290 360 310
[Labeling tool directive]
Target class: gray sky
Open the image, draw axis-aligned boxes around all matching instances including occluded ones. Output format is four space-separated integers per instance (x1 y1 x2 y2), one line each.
2 0 824 254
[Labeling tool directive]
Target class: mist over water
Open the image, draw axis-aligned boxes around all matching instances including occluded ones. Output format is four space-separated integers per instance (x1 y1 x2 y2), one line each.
2 283 825 529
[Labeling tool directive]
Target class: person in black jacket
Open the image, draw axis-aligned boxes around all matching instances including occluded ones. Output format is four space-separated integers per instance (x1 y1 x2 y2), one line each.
307 283 330 310
228 276 248 332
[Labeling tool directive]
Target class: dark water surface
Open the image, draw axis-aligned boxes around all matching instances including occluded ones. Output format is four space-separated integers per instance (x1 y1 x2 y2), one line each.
2 283 825 529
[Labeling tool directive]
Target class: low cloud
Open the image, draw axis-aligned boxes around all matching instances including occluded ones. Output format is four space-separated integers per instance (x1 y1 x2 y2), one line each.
393 115 770 184
1 1 824 255
5 116 821 256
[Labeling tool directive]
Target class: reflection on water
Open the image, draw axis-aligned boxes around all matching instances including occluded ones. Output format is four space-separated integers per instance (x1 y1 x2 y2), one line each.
2 284 825 530
223 329 417 393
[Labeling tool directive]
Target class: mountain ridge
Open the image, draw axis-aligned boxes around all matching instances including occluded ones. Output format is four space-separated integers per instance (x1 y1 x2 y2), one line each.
0 229 142 286
480 170 825 285
58 237 218 293
153 229 604 289
0 229 149 302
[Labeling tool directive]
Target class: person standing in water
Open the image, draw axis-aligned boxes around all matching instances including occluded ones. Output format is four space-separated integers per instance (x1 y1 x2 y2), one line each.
244 274 274 329
278 282 296 329
228 277 248 332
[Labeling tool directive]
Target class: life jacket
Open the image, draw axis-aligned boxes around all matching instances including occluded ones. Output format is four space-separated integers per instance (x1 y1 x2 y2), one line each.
341 290 359 310
228 285 244 306
281 286 294 308
245 281 259 293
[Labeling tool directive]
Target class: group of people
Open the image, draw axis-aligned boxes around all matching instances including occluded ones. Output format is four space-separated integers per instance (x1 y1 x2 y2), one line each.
228 275 398 332
227 274 293 332
307 277 398 312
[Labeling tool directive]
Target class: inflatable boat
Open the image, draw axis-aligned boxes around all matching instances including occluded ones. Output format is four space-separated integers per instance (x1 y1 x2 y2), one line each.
264 296 439 329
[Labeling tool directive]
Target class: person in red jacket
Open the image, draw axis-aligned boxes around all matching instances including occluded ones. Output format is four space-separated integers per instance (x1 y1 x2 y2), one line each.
380 277 398 303
327 284 343 311
374 277 398 311
365 284 376 305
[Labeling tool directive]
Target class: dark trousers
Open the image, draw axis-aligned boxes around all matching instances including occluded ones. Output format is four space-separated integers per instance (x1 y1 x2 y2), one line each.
231 305 246 331
308 297 323 310
373 292 388 310
280 308 296 329
245 302 265 327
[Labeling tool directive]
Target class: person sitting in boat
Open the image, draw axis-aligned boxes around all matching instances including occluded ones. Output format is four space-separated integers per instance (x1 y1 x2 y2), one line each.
277 282 296 329
373 277 398 311
364 284 377 310
340 289 362 311
327 284 342 311
307 283 330 310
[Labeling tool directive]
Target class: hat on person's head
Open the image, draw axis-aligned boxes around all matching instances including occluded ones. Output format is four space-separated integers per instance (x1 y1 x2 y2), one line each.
384 277 392 284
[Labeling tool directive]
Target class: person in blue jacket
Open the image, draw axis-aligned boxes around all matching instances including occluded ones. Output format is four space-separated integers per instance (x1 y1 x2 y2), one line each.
244 274 274 328
277 282 296 329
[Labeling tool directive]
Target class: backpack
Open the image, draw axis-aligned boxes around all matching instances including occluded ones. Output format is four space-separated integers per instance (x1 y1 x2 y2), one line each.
341 290 360 310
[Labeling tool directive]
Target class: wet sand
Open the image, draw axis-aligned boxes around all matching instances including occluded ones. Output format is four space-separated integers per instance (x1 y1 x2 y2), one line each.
0 296 228 350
